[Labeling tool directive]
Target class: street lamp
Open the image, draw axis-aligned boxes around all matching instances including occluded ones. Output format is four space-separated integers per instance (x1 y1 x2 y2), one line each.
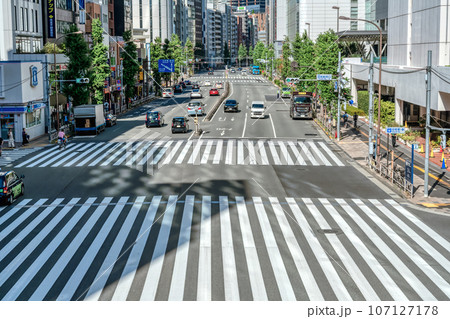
340 15 383 159
53 30 83 132
305 23 311 39
332 6 340 33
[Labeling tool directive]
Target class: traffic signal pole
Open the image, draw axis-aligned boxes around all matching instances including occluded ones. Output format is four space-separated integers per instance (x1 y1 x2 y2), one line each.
424 50 432 197
368 52 374 158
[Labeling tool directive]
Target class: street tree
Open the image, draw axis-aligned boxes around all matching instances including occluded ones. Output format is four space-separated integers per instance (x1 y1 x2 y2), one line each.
184 38 194 75
162 38 172 85
314 30 340 113
292 31 315 90
248 46 254 66
122 30 140 104
62 25 91 106
253 41 265 65
151 37 165 96
169 34 183 80
238 44 247 67
90 19 110 104
223 42 230 67
281 37 292 81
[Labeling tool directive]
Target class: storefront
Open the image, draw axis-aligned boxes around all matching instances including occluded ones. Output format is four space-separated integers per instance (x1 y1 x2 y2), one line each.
0 103 46 142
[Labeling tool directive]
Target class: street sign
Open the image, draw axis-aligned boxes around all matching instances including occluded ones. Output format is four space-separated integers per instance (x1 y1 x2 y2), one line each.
317 74 333 81
405 160 413 183
158 59 175 73
386 127 406 134
349 99 354 105
334 81 338 92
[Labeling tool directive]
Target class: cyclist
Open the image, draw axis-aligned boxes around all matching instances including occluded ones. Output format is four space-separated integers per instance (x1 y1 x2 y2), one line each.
58 129 66 149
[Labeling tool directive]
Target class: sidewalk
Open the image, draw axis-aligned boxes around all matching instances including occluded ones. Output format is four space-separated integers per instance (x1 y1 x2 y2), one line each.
314 114 450 214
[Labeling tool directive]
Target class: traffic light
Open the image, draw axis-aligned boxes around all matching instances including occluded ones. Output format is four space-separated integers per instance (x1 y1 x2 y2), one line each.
76 78 90 84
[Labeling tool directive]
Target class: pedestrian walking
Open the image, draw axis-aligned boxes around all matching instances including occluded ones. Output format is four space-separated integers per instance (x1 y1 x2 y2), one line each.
277 90 280 99
342 111 349 128
353 113 358 128
22 128 29 145
391 134 397 147
0 136 3 157
8 129 15 148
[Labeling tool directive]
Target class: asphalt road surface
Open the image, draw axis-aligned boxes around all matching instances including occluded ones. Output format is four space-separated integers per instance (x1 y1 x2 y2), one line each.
1 70 449 301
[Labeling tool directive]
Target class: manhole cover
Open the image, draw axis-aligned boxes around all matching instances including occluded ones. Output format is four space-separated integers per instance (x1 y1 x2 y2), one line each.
305 133 318 136
265 95 277 101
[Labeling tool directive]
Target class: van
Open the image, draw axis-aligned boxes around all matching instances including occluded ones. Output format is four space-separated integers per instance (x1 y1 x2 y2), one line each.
250 101 265 119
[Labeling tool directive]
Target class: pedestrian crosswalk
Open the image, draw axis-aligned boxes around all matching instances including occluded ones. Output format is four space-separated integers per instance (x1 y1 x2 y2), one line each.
0 147 43 168
14 139 345 168
0 195 448 300
191 76 267 83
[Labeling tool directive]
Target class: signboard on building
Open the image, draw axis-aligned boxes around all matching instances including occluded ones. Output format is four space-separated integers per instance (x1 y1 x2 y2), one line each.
316 74 333 81
29 65 38 87
47 0 56 38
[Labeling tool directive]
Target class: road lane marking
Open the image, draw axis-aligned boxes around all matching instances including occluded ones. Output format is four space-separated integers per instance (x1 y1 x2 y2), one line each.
175 140 193 164
114 141 145 166
150 140 173 165
162 140 183 165
298 141 319 166
247 140 257 165
278 141 294 165
201 140 213 164
126 141 154 166
318 142 344 166
140 195 178 300
138 141 164 165
287 141 306 165
269 114 277 138
101 143 130 166
213 140 223 164
307 141 331 166
219 197 240 300
270 198 323 300
237 140 245 165
226 140 234 165
258 140 269 165
268 141 282 165
242 113 248 138
188 140 204 164
253 197 296 301
197 196 212 301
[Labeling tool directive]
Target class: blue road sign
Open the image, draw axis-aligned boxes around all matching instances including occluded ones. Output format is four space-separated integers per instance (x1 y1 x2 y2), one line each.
386 127 406 134
158 59 175 73
349 99 354 105
317 74 333 81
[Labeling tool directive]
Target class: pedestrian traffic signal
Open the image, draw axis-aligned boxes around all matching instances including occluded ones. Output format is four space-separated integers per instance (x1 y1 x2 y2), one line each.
76 78 90 84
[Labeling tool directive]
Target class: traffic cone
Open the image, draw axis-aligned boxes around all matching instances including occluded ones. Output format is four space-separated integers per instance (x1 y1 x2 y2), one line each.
335 131 337 139
441 153 445 162
430 148 434 158
419 144 424 153
442 158 447 169
404 121 408 128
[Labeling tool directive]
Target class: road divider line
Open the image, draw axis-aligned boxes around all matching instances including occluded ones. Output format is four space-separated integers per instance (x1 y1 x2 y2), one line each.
242 113 248 138
269 114 277 138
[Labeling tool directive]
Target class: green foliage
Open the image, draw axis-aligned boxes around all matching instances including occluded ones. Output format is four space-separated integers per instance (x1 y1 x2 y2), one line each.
223 42 230 66
122 30 140 101
314 30 339 106
43 42 64 54
281 37 292 81
292 31 315 91
184 38 195 74
151 37 165 96
374 99 396 126
169 34 183 78
90 19 109 104
342 104 365 116
62 25 91 106
253 41 265 65
357 90 369 115
162 38 172 84
238 44 247 66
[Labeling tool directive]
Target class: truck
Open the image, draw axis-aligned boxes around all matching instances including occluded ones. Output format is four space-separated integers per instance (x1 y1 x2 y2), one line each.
250 101 265 119
252 65 260 75
73 104 106 135
290 92 314 119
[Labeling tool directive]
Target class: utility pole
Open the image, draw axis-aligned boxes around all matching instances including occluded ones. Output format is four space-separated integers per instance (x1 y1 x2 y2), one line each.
424 50 432 197
368 51 374 158
337 51 342 141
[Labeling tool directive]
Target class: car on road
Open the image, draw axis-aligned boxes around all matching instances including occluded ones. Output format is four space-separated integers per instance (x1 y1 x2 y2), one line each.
173 85 183 93
241 70 247 75
250 101 266 119
105 114 117 127
187 101 206 116
209 88 220 96
230 69 236 73
281 87 292 98
179 81 187 89
190 88 203 99
163 88 174 98
146 111 165 127
215 82 223 89
184 80 191 85
192 83 200 90
0 171 25 205
224 99 239 112
203 80 211 86
172 117 189 133
208 71 214 75
237 67 242 71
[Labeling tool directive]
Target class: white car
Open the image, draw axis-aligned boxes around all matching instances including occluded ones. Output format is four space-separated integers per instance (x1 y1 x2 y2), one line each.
204 80 211 86
187 101 206 116
190 89 203 99
162 88 174 98
250 101 265 119
215 82 223 89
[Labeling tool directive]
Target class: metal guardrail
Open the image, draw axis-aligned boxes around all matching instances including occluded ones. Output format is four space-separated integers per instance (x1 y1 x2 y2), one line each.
366 157 414 198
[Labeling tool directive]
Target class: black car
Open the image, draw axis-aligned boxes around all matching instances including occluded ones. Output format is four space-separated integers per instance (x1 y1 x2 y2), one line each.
192 84 200 90
179 81 187 89
146 111 165 127
184 80 191 85
173 85 183 93
172 117 189 133
105 114 117 127
208 71 214 75
224 99 239 112
0 171 25 205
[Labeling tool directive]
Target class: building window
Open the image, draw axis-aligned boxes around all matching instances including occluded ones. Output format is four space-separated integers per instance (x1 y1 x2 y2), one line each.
31 9 34 32
35 10 38 32
21 7 24 31
14 6 17 31
109 11 113 19
57 20 74 34
26 109 42 128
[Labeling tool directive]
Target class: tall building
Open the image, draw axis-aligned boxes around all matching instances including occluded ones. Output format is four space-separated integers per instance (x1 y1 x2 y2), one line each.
229 0 266 12
132 0 173 43
114 0 132 36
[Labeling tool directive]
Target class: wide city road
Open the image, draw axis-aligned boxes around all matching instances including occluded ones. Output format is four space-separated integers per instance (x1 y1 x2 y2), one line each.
0 70 449 301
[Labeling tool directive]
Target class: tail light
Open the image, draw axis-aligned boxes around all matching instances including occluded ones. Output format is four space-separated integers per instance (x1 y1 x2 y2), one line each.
3 187 8 193
172 123 174 127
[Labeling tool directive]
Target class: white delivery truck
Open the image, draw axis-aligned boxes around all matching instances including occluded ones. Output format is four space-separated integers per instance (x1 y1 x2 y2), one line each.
73 104 106 135
250 101 266 119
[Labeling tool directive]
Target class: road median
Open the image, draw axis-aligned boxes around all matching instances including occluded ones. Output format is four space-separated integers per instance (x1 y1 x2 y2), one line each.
204 82 230 121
